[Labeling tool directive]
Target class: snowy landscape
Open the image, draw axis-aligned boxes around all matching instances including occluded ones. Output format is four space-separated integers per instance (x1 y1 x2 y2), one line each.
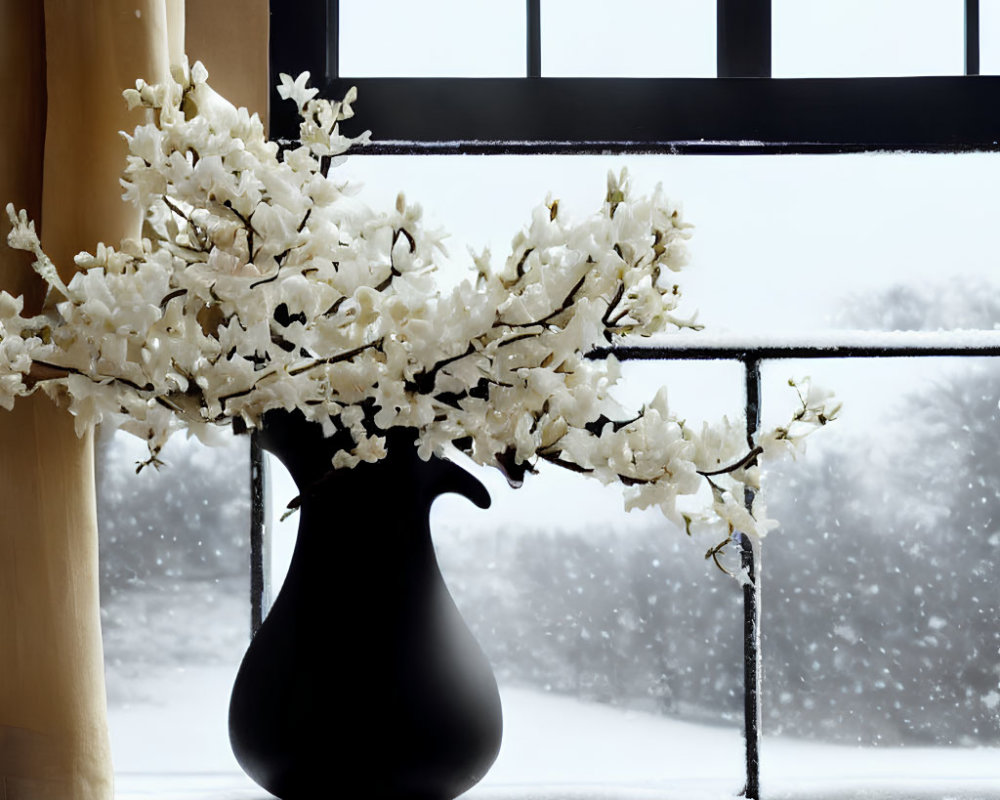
108 664 1000 800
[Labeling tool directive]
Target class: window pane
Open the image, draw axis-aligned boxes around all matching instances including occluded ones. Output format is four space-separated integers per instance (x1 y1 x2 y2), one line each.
980 0 1000 75
542 0 715 77
773 0 964 77
330 153 1000 336
760 356 1000 794
340 0 525 77
98 432 254 784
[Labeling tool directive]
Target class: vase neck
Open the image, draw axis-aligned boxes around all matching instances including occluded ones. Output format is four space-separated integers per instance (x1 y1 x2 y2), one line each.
258 410 491 516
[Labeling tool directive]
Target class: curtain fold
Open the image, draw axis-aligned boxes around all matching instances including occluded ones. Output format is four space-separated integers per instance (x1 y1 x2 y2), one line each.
0 0 46 314
0 3 268 796
0 3 181 798
41 0 177 272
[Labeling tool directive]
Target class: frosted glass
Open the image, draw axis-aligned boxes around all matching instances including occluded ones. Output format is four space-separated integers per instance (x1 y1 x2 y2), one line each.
542 0 715 77
773 0 964 77
339 0 524 77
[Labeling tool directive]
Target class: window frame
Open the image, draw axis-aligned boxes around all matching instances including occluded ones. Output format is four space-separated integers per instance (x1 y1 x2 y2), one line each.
268 1 1000 153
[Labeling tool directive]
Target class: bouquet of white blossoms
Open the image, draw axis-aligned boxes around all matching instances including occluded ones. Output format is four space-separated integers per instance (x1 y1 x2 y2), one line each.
1 61 838 560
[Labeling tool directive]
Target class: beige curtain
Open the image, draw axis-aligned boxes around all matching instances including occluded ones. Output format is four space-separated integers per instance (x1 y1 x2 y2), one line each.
0 3 267 798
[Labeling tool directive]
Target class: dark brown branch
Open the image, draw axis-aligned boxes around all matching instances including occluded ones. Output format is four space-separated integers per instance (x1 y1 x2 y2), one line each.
374 267 401 294
223 200 256 258
216 338 384 410
393 227 416 253
698 445 763 477
286 337 385 377
30 360 153 393
297 207 312 233
160 288 187 307
601 283 625 327
537 450 593 475
249 271 280 289
705 535 735 577
406 343 477 394
495 273 588 331
608 306 631 327
249 208 312 287
163 196 208 250
514 247 533 281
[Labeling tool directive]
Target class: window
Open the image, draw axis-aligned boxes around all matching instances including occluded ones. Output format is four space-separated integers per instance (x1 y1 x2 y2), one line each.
104 2 1000 797
772 0 965 78
540 0 716 77
339 0 525 76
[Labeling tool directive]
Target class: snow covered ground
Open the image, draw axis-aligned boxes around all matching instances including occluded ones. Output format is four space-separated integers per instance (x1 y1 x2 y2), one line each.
108 664 1000 800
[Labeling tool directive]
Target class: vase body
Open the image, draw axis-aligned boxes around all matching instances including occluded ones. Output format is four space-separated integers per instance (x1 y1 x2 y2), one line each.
229 412 502 799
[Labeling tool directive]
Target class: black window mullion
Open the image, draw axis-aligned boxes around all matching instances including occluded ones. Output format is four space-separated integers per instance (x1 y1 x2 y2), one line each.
258 0 341 628
315 76 1000 154
327 0 340 81
967 0 981 76
741 357 763 800
717 0 771 78
526 0 541 78
249 432 267 635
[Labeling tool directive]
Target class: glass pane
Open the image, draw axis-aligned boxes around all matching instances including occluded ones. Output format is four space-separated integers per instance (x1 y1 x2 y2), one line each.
542 0 715 77
340 0 525 77
330 152 1000 336
773 0 964 77
759 356 1000 795
97 431 254 784
265 361 752 793
981 0 1000 74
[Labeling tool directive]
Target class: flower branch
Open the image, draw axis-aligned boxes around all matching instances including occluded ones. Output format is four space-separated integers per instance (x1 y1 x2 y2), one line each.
0 62 838 563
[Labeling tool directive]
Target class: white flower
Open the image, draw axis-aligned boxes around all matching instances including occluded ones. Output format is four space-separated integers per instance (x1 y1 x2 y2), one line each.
355 434 387 463
277 72 319 112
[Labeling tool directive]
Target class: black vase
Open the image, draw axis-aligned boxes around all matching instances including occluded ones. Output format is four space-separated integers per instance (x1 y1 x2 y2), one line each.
229 411 503 799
